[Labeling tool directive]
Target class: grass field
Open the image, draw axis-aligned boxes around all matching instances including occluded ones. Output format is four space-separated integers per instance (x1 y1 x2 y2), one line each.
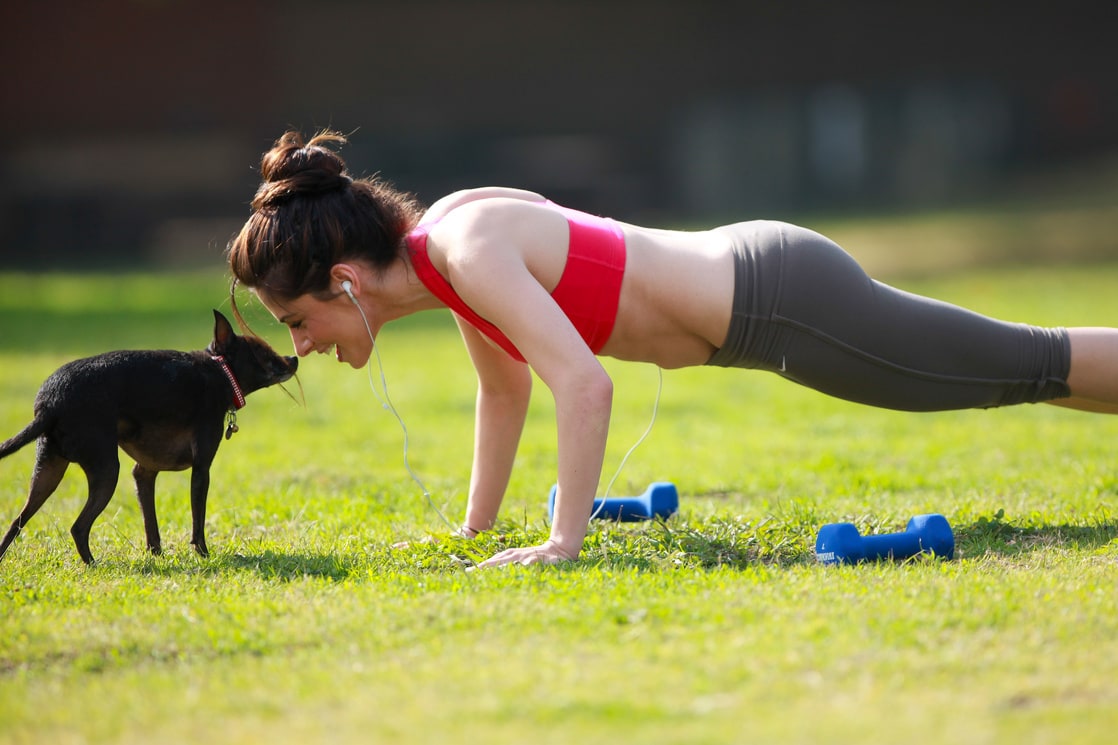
2 218 1118 743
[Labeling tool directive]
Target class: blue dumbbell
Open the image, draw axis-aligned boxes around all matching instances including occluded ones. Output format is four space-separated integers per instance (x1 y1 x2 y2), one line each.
815 514 954 565
548 481 679 522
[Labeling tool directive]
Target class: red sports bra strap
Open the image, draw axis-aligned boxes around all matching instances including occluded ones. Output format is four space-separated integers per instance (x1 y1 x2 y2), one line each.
405 227 527 361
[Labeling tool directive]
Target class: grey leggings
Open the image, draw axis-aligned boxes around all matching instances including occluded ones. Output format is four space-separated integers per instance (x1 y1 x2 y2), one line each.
705 221 1070 411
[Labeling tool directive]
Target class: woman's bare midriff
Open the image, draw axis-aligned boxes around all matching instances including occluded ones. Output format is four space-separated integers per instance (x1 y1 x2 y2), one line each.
599 224 735 369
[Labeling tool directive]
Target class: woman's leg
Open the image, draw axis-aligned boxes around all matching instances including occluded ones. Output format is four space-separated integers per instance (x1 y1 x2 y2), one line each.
1053 327 1118 413
712 221 1077 412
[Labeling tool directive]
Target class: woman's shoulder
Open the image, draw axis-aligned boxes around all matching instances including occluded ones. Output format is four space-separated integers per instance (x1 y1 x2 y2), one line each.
420 187 547 225
425 191 565 255
423 191 569 272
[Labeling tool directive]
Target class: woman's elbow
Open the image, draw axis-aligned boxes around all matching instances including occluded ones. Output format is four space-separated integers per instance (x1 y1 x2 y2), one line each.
582 368 614 410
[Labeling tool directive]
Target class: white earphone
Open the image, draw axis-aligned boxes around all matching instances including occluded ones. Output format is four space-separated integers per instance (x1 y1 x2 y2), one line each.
341 280 356 303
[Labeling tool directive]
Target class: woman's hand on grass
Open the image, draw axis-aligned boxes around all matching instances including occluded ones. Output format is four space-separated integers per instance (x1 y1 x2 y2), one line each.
474 539 576 568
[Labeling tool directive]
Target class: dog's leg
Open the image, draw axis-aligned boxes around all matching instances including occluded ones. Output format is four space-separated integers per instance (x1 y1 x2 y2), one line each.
71 457 120 565
132 464 161 555
0 441 69 563
189 465 211 558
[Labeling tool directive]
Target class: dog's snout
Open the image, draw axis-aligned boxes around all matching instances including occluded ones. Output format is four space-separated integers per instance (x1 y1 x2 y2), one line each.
274 356 298 383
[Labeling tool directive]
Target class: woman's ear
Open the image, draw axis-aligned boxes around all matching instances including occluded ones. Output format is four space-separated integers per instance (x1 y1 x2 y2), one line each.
329 264 359 297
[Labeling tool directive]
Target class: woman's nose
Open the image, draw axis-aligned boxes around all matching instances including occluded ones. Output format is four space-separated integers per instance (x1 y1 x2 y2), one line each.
290 328 315 357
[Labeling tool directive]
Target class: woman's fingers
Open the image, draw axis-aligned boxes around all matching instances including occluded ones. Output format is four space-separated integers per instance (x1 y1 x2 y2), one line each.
474 541 572 569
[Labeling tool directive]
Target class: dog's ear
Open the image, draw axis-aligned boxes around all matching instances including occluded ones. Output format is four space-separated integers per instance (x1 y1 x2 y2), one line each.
211 310 236 355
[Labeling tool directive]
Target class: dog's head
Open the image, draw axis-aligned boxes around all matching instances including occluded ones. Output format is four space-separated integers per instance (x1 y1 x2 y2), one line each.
207 310 298 395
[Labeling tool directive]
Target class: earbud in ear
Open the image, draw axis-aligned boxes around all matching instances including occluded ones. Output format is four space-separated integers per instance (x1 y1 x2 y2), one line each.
341 280 356 302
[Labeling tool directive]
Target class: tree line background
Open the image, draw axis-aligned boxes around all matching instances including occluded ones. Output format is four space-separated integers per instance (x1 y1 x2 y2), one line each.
1 0 1114 267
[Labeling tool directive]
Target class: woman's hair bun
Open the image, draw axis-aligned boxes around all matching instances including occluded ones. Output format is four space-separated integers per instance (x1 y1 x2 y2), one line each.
229 128 425 304
252 130 353 210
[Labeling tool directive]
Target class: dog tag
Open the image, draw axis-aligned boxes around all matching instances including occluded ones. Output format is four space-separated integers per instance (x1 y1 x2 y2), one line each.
224 410 239 440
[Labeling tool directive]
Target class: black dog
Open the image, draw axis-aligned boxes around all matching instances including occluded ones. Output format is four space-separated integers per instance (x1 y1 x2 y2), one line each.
0 310 297 565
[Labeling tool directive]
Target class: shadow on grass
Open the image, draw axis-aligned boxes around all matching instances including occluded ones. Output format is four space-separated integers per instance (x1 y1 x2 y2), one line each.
121 549 361 581
579 513 1118 570
956 513 1118 557
219 550 360 580
101 514 1115 578
577 518 813 571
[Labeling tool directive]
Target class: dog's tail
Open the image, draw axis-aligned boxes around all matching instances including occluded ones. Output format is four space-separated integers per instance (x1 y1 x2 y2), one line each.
0 418 48 461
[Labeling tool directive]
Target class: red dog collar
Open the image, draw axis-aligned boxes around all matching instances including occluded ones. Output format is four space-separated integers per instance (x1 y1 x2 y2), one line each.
211 355 246 410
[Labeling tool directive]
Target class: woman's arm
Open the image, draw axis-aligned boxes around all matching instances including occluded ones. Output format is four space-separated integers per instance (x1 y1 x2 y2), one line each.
429 199 613 565
454 317 533 534
531 359 613 561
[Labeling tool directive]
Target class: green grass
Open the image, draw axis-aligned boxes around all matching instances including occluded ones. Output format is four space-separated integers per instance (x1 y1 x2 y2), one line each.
2 255 1118 743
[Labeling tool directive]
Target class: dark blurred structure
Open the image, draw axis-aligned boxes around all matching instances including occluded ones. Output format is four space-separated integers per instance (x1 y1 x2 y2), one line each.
1 0 1115 267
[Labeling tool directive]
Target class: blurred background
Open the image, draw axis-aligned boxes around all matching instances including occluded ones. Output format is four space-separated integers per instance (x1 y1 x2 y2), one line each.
1 0 1115 269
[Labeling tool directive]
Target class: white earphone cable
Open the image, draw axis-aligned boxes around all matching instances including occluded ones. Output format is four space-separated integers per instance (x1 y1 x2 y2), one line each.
349 293 457 533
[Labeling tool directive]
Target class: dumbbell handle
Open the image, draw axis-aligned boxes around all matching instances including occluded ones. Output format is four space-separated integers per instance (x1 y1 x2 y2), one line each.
859 531 929 561
590 496 651 521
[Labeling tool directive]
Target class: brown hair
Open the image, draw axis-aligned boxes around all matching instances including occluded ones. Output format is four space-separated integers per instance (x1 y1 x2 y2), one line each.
226 130 424 328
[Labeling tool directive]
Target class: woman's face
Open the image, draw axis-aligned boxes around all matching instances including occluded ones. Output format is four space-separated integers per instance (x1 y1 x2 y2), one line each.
256 288 373 369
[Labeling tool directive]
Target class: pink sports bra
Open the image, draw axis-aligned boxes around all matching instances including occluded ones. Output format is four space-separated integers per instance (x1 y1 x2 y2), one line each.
405 201 626 362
